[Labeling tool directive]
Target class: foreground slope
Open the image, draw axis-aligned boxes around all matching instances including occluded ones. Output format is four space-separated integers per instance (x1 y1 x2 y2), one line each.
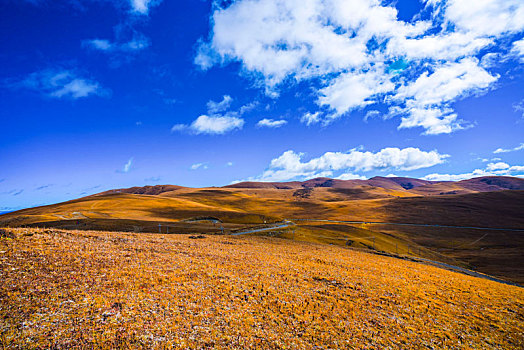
1 228 522 349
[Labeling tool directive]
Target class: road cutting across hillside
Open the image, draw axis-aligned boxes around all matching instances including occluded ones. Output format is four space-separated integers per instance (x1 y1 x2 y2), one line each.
292 218 524 231
231 221 294 235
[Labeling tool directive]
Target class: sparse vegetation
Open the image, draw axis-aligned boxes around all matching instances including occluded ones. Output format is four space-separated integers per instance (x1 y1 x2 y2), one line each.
1 227 523 349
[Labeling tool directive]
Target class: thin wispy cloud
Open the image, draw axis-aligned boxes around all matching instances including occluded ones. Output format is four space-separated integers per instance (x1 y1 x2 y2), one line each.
493 143 524 154
81 185 102 193
129 0 162 14
21 0 163 15
11 190 23 196
124 158 133 172
35 184 53 191
190 162 208 170
82 35 150 54
144 176 161 182
10 69 109 99
116 158 134 173
513 100 524 119
207 95 233 114
300 112 321 126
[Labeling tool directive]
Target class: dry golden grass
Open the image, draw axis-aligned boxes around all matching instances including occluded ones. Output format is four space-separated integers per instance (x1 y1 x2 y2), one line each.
1 188 524 283
1 227 523 349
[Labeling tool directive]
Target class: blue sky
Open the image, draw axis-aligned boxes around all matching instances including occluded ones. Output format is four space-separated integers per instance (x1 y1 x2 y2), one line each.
1 0 523 210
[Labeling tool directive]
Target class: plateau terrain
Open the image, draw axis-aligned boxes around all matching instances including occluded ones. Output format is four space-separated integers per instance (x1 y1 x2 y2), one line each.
2 176 523 283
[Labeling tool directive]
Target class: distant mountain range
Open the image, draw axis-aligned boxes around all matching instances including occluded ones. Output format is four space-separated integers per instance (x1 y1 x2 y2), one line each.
98 176 524 197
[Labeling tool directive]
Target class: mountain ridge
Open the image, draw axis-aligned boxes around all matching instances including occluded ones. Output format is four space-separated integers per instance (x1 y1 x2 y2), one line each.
103 175 524 195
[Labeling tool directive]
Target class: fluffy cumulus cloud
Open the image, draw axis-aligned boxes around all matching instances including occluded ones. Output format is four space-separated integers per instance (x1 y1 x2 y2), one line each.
172 96 253 135
12 69 109 99
256 118 287 128
247 147 448 182
196 0 524 134
172 115 244 135
188 115 244 135
423 162 524 181
393 58 498 134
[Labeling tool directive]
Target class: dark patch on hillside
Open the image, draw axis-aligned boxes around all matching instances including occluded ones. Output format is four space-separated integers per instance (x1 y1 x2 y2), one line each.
382 190 524 228
293 188 313 199
329 188 386 200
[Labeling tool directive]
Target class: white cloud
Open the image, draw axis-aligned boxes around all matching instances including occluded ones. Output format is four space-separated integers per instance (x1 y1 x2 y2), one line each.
130 0 162 14
512 39 524 61
239 101 259 114
318 68 395 117
423 162 524 181
300 112 321 126
393 58 498 134
15 69 108 99
248 147 448 182
226 162 234 166
486 162 510 171
364 110 381 121
190 162 208 170
207 95 233 114
387 32 492 61
187 115 244 135
170 124 186 132
23 0 163 16
198 0 425 85
196 0 523 135
256 118 287 128
423 170 491 181
336 173 367 180
397 107 462 135
121 157 133 173
172 95 255 135
442 0 524 37
513 100 524 119
394 59 497 108
51 79 101 99
480 52 502 68
85 39 112 51
83 35 150 53
493 143 524 154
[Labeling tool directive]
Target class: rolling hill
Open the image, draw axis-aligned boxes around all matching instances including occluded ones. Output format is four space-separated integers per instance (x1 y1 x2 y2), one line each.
1 176 523 283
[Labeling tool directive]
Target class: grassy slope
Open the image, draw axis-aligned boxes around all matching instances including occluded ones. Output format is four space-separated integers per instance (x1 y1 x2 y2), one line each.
1 187 523 283
1 227 522 349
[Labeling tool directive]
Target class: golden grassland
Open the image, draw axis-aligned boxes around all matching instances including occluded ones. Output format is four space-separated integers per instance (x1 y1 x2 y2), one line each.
1 227 523 349
1 188 524 283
